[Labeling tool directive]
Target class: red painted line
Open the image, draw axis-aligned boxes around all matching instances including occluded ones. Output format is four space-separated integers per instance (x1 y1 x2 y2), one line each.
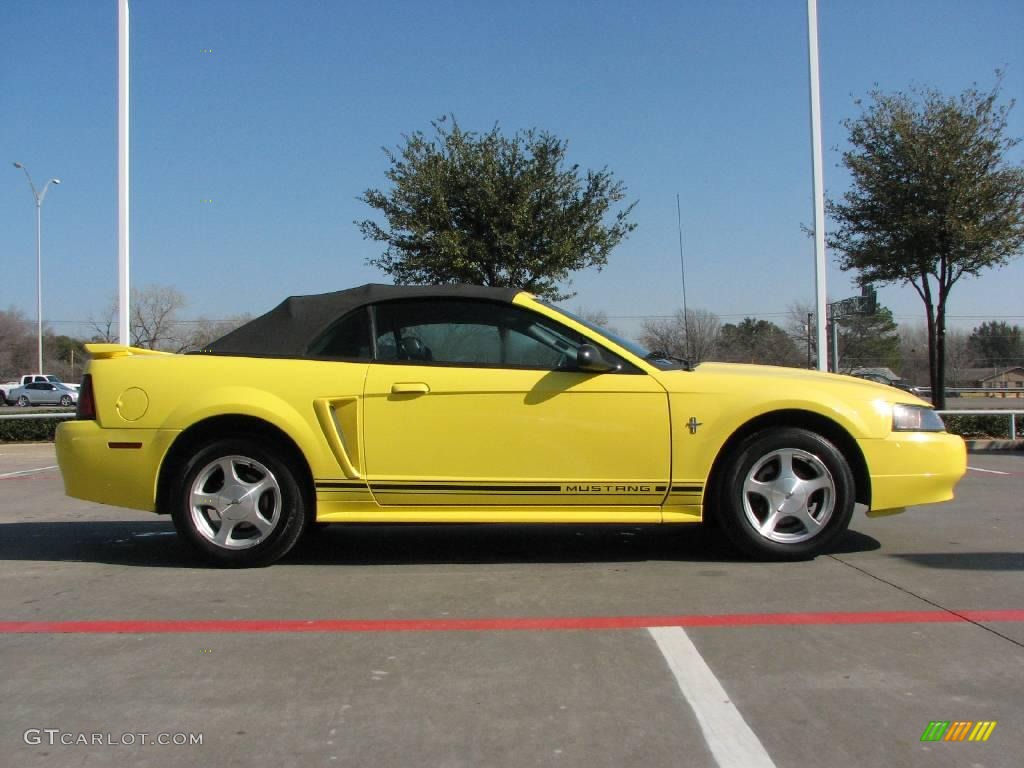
1 610 1022 634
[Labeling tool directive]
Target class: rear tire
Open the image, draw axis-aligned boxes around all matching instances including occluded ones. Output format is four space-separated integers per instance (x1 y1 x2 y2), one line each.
169 437 307 567
714 427 854 561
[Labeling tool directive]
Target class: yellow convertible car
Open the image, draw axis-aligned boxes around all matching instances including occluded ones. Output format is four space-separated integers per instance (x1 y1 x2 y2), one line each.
56 284 966 567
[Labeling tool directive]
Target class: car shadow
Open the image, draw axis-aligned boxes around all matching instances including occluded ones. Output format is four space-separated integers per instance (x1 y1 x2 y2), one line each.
0 519 881 569
888 552 1023 571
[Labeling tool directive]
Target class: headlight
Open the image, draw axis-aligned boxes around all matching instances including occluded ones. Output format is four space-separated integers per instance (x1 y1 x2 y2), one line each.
892 404 945 432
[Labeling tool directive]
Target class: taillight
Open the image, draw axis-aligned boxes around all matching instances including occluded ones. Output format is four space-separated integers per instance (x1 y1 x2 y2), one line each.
77 374 96 420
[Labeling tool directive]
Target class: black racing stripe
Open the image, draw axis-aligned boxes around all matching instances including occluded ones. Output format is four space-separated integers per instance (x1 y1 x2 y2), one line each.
368 482 672 495
670 485 704 493
372 483 562 492
549 493 663 497
373 492 663 498
316 481 368 489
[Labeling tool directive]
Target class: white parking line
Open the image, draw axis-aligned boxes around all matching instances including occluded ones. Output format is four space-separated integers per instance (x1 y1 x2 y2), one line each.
968 466 1010 475
649 626 776 768
0 465 59 479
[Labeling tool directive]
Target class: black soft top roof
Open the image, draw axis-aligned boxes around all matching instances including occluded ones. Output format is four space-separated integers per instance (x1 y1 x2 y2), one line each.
199 283 524 357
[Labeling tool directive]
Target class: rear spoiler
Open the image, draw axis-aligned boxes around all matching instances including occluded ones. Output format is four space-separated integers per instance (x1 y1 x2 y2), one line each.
84 344 173 360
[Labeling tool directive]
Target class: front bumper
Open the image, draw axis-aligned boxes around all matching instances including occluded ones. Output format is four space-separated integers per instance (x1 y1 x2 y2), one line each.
55 420 179 512
861 431 967 514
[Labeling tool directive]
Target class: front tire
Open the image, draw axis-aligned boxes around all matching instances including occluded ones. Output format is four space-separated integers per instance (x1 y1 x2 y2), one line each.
715 428 854 560
169 438 307 567
59 395 73 407
17 396 29 407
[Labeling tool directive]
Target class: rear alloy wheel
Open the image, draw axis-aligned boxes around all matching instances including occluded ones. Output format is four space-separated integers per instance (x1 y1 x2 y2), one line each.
716 428 854 560
170 438 307 567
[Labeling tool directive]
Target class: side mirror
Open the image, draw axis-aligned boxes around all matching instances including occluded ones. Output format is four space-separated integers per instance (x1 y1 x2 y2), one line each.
576 344 616 373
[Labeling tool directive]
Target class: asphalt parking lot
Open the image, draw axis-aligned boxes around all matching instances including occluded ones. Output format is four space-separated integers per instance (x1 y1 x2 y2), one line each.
1 443 1021 768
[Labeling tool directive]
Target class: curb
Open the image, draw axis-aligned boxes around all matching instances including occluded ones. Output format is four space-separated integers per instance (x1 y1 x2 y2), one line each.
965 439 1024 452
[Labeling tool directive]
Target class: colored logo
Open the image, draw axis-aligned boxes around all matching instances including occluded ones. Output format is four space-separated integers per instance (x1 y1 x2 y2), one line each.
920 721 997 742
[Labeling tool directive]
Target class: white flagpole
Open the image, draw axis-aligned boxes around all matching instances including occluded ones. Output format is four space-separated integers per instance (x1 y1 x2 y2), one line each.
118 0 130 345
807 0 828 371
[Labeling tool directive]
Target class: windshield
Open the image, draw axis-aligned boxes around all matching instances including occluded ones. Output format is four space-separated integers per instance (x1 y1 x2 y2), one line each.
541 301 690 370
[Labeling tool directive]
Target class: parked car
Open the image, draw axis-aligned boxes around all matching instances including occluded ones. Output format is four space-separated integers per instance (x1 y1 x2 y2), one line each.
2 374 79 404
26 373 80 392
10 381 79 407
56 284 966 567
850 369 921 395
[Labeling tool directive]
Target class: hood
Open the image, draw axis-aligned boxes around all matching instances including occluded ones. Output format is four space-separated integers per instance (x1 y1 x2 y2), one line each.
659 362 931 405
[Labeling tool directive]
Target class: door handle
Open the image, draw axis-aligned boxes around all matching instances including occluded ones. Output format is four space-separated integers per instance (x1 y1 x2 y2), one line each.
391 382 430 395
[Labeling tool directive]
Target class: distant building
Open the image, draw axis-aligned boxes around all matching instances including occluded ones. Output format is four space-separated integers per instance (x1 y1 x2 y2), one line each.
979 367 1024 397
948 368 996 388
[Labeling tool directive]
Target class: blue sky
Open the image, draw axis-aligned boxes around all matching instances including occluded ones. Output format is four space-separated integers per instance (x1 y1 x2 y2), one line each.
2 0 1022 341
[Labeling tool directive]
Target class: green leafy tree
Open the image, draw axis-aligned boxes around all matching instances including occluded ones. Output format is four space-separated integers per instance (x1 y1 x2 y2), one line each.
834 306 902 372
968 320 1023 367
827 76 1024 409
357 117 637 301
713 318 801 366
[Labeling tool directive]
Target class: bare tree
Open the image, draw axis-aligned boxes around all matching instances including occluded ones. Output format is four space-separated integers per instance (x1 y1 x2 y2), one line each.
90 287 253 354
90 285 187 351
899 324 972 388
132 285 187 349
640 315 685 359
177 314 253 353
0 307 36 379
640 308 720 364
87 308 117 344
0 307 82 380
940 328 973 387
573 307 621 336
786 301 817 369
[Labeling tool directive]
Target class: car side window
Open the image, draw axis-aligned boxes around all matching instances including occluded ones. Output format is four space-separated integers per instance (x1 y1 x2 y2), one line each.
306 309 372 359
372 299 630 371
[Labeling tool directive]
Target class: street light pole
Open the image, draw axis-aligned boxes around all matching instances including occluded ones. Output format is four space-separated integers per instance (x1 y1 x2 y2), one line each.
12 162 61 372
806 0 829 371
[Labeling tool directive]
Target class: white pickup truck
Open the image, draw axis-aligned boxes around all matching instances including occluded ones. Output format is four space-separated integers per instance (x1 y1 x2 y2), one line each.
1 374 79 405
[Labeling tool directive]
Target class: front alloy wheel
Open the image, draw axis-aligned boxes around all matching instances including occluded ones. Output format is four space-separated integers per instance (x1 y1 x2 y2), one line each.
716 428 854 560
170 438 307 567
741 447 836 544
